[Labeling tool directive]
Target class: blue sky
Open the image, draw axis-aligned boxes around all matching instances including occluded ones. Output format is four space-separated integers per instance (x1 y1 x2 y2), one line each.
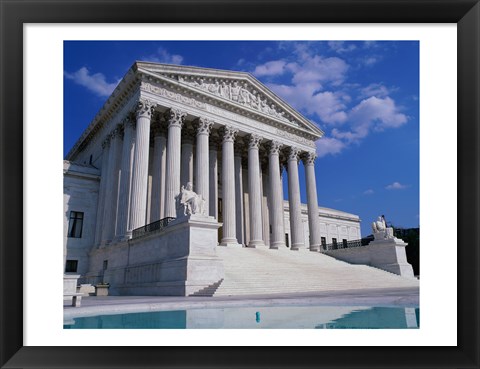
64 41 419 236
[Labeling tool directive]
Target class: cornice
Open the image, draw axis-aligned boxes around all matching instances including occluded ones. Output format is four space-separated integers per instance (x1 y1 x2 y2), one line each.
66 61 324 161
135 64 323 139
65 67 140 161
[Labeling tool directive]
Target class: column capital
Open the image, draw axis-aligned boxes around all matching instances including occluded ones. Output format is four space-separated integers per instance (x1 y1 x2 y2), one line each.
287 146 301 162
122 113 136 130
248 133 263 150
302 151 317 166
110 124 123 140
102 135 111 149
165 108 187 128
136 99 156 119
195 117 214 136
267 140 283 155
221 125 238 143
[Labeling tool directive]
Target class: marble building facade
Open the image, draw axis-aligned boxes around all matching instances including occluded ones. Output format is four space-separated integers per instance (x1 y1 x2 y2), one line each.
64 62 361 289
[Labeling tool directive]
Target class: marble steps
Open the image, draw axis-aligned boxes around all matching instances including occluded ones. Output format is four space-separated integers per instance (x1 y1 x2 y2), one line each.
189 278 224 297
213 246 418 296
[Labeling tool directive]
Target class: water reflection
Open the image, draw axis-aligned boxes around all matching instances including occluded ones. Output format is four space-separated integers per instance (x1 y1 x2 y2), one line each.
64 306 419 329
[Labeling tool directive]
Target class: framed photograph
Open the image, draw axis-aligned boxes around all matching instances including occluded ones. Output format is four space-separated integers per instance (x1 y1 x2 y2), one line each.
1 0 479 368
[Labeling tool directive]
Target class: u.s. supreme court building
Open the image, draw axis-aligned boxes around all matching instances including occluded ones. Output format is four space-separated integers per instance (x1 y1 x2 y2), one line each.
64 62 364 296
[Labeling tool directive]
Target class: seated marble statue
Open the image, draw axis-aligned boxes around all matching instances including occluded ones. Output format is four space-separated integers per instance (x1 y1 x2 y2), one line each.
179 182 205 216
371 215 395 240
371 216 386 233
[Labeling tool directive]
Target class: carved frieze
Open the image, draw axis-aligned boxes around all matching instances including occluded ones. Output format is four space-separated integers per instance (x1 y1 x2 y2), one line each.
169 75 300 126
275 128 316 148
141 82 207 110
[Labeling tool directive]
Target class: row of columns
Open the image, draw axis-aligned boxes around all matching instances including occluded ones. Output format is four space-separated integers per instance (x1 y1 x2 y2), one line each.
95 98 322 251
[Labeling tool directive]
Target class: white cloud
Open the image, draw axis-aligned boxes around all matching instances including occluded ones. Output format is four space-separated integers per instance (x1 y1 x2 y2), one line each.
385 182 408 190
363 41 378 49
64 67 118 97
350 96 408 131
329 96 407 145
360 56 381 67
315 137 346 157
328 41 357 54
251 43 408 159
142 47 184 65
363 189 375 195
253 60 287 77
359 83 392 99
291 55 348 86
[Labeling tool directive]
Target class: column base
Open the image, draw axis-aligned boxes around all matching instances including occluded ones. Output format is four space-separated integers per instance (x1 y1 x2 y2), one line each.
309 244 321 252
219 238 242 247
290 243 306 251
270 241 285 249
247 240 265 248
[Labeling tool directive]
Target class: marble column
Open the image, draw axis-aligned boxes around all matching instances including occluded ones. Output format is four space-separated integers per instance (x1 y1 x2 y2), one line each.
268 141 286 249
164 108 186 218
234 143 245 245
261 165 270 247
180 128 194 189
247 133 265 248
94 136 111 247
127 99 156 234
220 126 240 246
195 117 213 215
209 138 219 219
287 146 304 250
115 115 135 240
150 120 167 222
101 125 122 245
303 151 322 251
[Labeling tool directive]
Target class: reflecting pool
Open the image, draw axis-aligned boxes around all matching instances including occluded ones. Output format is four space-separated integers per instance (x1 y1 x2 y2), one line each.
64 306 419 329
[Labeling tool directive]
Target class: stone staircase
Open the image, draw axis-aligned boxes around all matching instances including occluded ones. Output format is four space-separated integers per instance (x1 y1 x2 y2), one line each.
213 246 419 296
190 279 224 297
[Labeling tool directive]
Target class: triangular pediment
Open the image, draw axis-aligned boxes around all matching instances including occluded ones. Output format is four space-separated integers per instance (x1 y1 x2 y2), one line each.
135 62 323 138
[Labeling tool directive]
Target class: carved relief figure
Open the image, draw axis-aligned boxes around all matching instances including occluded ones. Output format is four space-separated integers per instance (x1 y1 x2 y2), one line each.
260 99 269 113
179 182 205 216
219 81 230 99
208 80 220 95
230 81 240 102
194 78 207 90
238 82 251 106
250 90 261 110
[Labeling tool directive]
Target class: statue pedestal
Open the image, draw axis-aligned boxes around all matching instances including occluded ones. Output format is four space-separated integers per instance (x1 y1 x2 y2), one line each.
63 274 80 303
117 214 224 296
368 237 415 278
323 236 415 278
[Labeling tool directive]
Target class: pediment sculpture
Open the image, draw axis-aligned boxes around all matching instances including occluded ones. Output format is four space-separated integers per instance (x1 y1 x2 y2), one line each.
173 75 299 126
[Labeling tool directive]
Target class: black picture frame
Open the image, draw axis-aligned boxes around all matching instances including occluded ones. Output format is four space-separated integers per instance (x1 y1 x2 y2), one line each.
1 1 479 368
